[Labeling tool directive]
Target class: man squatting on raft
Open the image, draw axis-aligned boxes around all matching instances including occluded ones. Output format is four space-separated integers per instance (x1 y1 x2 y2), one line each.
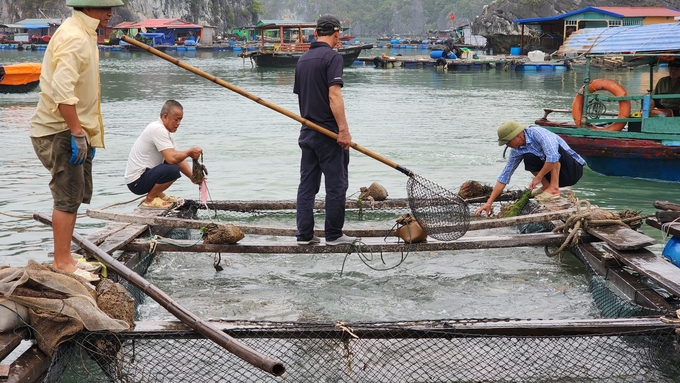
475 120 586 217
125 100 203 209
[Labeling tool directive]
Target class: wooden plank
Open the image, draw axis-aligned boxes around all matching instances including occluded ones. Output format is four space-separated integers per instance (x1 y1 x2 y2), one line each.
5 346 50 383
574 243 673 312
69 222 132 256
87 208 577 237
124 232 570 254
603 244 680 298
585 225 655 250
84 222 131 245
647 217 680 237
127 317 678 337
0 330 27 363
0 365 9 378
97 224 148 254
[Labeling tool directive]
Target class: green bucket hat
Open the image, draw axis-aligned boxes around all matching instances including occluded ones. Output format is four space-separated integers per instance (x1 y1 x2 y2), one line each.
66 0 124 7
497 120 526 146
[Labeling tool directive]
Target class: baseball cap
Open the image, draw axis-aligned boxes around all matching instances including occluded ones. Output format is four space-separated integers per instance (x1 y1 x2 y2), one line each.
316 14 341 32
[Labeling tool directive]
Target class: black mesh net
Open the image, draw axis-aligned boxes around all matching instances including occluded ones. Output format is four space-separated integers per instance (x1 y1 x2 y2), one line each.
406 174 470 241
45 320 680 382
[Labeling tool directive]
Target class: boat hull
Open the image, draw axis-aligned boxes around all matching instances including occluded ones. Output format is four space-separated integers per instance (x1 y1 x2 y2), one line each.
0 63 41 94
251 46 366 68
554 134 680 182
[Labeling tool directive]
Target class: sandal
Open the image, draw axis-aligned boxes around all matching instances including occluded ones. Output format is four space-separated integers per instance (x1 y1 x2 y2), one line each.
530 188 545 197
140 197 171 209
534 192 560 202
72 268 100 283
160 195 179 203
75 258 101 273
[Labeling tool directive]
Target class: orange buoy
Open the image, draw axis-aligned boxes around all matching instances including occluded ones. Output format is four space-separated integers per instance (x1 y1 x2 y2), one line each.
571 79 631 131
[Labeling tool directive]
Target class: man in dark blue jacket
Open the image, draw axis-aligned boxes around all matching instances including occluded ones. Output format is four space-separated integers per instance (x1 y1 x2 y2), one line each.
294 14 355 246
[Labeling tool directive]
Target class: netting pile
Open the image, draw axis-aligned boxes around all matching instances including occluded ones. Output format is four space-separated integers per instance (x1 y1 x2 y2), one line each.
46 320 680 382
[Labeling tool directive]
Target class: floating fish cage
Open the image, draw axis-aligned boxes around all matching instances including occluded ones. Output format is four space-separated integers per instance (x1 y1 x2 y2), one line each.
38 194 680 382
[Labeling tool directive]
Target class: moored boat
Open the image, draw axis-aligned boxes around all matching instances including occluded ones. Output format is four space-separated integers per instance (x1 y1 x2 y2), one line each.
0 62 41 93
238 21 372 68
536 23 680 182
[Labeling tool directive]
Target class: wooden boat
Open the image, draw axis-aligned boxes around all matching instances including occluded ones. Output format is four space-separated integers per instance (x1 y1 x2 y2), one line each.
536 52 680 182
534 24 680 182
0 63 41 93
238 21 372 68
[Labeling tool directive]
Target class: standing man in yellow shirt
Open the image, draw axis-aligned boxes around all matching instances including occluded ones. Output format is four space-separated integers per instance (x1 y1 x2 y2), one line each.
30 0 124 282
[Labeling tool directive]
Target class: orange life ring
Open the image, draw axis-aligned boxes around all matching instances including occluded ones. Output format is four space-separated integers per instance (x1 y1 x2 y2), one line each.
571 79 631 131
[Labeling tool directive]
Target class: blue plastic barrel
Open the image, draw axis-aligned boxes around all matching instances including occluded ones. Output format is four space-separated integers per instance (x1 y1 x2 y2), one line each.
662 236 680 267
430 50 444 59
510 46 520 56
390 39 399 44
233 46 242 51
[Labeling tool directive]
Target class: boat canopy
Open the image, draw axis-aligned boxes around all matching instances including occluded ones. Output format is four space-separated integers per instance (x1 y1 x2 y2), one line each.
558 23 680 57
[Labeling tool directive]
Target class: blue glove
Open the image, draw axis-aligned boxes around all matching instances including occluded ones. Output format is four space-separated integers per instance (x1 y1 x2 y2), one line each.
91 148 96 160
69 134 87 166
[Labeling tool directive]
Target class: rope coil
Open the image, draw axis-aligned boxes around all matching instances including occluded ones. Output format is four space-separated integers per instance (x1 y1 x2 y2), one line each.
545 198 648 257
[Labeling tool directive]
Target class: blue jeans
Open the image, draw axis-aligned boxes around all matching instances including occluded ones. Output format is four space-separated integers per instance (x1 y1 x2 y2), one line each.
296 129 350 241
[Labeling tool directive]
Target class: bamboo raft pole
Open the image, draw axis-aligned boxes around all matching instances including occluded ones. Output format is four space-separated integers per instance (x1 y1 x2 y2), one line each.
196 191 525 211
131 317 680 337
86 208 577 238
33 212 286 377
122 232 571 254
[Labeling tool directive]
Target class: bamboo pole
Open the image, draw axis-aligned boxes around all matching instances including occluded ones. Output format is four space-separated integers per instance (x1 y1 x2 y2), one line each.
86 207 576 235
33 212 285 377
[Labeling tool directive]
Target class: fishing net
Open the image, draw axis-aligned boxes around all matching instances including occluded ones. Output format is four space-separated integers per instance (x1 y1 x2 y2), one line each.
45 319 680 382
406 174 470 241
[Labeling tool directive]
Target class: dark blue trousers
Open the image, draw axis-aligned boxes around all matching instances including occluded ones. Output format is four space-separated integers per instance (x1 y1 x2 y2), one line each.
296 129 350 242
127 163 181 195
523 146 583 187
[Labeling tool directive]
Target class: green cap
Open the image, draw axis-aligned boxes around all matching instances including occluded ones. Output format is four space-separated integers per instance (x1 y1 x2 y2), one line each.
66 0 124 7
497 120 526 146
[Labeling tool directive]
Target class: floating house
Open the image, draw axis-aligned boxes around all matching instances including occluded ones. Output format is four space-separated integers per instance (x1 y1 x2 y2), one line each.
12 18 61 43
112 19 215 45
514 7 680 54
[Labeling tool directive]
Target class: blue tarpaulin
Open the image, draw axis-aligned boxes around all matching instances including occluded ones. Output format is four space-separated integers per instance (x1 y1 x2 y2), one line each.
558 23 680 56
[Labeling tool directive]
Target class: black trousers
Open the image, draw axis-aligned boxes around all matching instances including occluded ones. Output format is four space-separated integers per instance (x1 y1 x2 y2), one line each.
522 146 583 187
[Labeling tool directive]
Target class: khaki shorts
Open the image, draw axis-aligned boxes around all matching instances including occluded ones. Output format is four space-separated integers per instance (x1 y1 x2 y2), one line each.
31 130 92 213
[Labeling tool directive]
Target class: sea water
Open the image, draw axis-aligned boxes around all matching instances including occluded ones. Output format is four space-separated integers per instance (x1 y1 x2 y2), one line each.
0 47 678 323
